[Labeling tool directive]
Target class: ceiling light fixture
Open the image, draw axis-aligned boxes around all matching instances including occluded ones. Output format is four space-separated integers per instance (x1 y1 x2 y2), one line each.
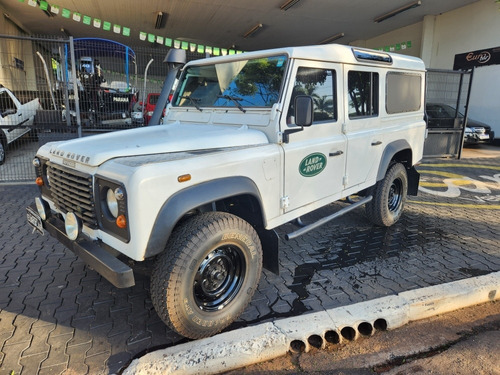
243 23 263 38
280 0 301 11
374 0 422 23
60 27 72 37
319 32 345 44
154 11 166 29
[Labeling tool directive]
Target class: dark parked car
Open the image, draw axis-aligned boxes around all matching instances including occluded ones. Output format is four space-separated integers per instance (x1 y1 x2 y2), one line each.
425 103 494 145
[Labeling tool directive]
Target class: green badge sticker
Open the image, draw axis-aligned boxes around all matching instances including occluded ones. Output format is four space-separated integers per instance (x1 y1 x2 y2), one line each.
299 153 327 177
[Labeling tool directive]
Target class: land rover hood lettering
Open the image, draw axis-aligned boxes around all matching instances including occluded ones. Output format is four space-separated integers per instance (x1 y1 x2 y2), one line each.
42 123 269 166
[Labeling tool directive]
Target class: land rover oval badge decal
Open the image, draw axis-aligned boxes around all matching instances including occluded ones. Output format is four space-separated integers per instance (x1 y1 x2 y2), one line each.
299 153 327 177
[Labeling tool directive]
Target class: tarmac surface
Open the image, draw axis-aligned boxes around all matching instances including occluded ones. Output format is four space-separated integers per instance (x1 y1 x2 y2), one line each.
0 144 499 374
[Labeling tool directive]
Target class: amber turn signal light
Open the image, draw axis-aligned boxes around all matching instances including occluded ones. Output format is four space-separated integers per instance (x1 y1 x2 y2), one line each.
36 177 44 186
116 214 127 229
178 174 191 183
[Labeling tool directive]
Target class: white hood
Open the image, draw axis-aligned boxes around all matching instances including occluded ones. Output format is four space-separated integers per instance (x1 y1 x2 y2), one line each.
42 123 269 166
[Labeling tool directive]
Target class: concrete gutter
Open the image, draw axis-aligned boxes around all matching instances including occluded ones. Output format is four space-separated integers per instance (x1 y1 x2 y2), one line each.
122 271 500 375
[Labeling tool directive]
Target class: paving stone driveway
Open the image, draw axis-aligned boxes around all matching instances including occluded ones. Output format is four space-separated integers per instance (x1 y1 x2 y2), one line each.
1 156 499 374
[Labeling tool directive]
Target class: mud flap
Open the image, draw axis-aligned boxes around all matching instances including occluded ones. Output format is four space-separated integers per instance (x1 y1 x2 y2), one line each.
256 227 279 275
407 166 420 196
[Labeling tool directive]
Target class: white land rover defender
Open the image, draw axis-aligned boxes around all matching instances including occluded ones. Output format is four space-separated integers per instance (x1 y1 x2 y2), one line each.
27 44 426 339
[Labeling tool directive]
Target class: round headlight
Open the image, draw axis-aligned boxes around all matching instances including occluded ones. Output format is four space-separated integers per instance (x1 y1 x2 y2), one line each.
65 212 80 240
106 188 119 218
32 158 41 167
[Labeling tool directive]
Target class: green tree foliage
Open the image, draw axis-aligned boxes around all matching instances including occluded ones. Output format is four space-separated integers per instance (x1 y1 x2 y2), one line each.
234 59 284 105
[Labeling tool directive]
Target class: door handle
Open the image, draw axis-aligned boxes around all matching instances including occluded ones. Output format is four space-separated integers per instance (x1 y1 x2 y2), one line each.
371 141 382 146
329 151 343 157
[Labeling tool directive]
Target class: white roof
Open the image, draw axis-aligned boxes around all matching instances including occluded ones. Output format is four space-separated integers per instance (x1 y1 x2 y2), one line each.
187 44 426 72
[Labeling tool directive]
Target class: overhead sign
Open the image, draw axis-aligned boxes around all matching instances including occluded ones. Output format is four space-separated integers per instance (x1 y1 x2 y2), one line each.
453 46 500 70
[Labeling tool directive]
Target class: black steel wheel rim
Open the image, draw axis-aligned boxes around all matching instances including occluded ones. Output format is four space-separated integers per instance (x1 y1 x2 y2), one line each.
193 245 245 311
388 178 403 212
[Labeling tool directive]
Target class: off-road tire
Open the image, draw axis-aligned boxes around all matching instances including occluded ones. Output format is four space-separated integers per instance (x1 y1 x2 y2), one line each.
365 162 408 227
150 212 263 339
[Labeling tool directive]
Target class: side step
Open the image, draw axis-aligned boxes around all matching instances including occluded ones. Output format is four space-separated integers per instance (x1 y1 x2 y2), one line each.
285 196 373 240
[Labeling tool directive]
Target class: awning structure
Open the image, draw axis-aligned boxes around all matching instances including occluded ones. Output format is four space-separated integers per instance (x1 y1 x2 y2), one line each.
453 46 500 70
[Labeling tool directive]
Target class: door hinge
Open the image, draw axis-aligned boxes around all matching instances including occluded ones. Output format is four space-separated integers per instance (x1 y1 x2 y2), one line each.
342 123 347 134
343 175 348 187
281 196 290 209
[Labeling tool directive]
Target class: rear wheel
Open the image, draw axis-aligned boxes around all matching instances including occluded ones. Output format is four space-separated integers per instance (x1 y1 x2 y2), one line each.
366 163 408 227
151 212 263 339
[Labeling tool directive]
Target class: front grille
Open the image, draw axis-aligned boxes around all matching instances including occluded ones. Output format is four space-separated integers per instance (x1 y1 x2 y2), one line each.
47 163 97 228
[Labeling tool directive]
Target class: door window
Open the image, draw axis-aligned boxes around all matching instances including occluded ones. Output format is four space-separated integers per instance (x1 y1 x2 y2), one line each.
287 67 336 125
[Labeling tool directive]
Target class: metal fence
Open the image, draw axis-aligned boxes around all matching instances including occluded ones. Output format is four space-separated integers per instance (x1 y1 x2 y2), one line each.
423 69 472 159
0 34 204 182
1 34 475 181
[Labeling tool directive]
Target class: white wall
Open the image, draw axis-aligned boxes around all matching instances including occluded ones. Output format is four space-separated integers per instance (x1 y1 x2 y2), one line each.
352 22 423 58
427 0 500 69
354 0 500 139
428 0 500 138
468 65 500 138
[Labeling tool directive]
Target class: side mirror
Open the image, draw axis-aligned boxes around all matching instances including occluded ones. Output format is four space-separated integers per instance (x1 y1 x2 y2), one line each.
295 95 313 127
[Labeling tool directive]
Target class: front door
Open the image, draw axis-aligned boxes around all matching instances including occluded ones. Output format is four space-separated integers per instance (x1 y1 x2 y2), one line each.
282 62 346 212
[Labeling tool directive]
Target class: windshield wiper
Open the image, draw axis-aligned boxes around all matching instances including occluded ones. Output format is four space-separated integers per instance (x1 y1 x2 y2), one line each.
217 95 246 113
180 95 203 112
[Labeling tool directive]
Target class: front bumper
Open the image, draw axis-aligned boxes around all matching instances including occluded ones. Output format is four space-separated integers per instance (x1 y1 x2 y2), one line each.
28 204 135 288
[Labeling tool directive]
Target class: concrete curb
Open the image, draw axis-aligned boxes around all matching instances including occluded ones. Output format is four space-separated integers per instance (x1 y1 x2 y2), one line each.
122 271 500 375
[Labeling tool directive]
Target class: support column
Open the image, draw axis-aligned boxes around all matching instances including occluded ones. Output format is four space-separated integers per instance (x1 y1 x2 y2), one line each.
420 15 436 68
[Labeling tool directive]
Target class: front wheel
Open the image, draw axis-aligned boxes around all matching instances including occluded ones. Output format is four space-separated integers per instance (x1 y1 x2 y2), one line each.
365 162 408 227
151 212 263 339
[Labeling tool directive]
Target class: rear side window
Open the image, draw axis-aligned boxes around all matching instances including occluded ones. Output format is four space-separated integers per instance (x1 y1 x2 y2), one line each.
386 72 422 114
348 71 379 118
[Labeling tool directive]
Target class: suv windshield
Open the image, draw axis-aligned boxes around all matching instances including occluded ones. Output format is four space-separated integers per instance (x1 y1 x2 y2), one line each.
173 55 288 109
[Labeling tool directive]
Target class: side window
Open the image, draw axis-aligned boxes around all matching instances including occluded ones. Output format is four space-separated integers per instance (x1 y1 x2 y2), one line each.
386 72 421 114
0 92 16 112
288 67 336 125
348 71 379 118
